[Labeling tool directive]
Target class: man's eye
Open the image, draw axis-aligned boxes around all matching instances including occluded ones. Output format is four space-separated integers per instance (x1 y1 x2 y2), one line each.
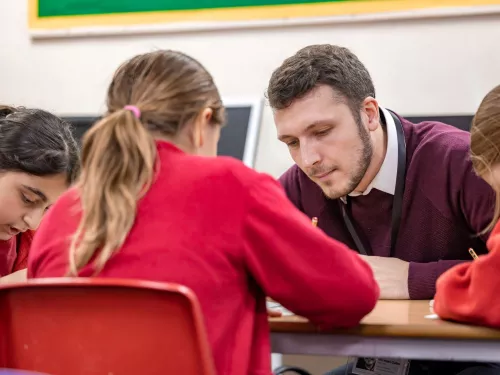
315 129 331 137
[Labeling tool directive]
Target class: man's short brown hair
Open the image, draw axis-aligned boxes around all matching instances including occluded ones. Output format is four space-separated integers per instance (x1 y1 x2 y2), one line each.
266 44 376 116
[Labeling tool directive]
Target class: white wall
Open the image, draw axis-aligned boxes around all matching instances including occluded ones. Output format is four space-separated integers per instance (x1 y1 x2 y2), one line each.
2 2 500 180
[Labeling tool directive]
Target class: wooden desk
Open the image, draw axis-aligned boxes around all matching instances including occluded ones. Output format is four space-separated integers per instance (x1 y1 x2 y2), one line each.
270 300 500 362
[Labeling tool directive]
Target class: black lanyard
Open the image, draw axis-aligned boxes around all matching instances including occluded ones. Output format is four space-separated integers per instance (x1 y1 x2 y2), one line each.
340 110 406 257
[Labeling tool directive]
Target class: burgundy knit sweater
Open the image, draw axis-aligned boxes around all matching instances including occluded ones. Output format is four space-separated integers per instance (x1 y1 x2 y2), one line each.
279 114 496 299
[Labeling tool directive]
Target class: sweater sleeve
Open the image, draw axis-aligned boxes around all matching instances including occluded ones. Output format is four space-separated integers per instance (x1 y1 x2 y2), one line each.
242 173 379 329
408 139 495 300
408 260 469 300
12 230 35 272
458 152 496 241
434 225 500 328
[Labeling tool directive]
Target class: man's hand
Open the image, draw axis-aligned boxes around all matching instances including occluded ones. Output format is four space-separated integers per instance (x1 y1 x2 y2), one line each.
359 256 410 299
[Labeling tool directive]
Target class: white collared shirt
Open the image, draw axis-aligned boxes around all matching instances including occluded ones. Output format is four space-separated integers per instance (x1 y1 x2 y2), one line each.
345 106 398 199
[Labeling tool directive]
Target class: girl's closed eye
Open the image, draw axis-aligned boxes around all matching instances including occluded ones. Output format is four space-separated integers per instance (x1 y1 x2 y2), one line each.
21 192 36 205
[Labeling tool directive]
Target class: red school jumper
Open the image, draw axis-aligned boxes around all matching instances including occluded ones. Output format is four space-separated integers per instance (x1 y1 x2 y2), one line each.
0 230 35 276
434 220 500 328
28 140 379 375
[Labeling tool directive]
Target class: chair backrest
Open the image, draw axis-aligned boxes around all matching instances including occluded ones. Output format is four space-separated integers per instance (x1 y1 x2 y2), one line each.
0 278 216 375
0 371 51 375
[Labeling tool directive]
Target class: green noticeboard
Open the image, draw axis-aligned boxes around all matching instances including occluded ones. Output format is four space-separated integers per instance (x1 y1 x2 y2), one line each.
38 0 347 17
30 0 500 31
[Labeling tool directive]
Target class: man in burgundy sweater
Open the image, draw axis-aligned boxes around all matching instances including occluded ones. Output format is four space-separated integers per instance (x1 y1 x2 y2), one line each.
267 44 498 375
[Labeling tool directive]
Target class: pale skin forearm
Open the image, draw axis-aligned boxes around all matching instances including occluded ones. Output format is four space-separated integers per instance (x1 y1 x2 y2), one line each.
0 268 27 284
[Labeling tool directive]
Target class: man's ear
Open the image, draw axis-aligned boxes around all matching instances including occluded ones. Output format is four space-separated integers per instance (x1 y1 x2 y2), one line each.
362 97 380 132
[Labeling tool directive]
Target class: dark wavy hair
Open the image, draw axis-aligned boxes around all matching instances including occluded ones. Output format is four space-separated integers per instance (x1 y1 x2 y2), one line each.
0 105 80 184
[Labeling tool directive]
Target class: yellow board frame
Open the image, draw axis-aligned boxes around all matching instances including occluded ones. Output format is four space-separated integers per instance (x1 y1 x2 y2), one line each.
29 0 500 29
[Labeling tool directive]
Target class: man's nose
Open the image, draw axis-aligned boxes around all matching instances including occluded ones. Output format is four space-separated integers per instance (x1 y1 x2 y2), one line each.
301 143 321 168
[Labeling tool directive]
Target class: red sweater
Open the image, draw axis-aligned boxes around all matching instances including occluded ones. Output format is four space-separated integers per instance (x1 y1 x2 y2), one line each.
434 220 500 328
28 141 379 375
0 230 34 276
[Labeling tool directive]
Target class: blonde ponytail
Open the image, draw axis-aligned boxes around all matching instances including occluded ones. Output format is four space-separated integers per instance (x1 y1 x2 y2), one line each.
68 109 156 275
68 49 225 275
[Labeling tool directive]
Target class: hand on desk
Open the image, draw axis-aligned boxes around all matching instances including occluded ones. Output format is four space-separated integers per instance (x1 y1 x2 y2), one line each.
267 308 283 317
266 297 283 317
359 255 409 300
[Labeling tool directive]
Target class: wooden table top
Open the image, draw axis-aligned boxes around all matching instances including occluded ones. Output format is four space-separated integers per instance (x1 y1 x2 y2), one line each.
269 300 500 340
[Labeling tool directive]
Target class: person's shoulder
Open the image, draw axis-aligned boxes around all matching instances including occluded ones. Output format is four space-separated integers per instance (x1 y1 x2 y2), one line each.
400 117 493 208
487 221 500 251
278 164 303 186
185 153 279 190
54 186 80 206
277 164 307 205
44 187 81 224
403 117 470 149
156 141 277 188
28 187 81 272
402 117 471 167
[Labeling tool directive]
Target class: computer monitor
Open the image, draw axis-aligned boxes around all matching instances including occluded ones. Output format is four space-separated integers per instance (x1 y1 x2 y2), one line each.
403 114 473 132
63 97 264 168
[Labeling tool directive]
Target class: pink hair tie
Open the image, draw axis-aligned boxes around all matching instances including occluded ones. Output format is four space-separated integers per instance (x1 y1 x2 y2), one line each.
123 105 141 119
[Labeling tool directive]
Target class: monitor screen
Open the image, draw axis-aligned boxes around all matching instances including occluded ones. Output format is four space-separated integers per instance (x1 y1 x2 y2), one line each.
402 114 473 132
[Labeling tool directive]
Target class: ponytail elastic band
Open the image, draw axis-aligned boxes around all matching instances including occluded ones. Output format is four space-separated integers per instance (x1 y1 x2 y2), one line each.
123 105 141 119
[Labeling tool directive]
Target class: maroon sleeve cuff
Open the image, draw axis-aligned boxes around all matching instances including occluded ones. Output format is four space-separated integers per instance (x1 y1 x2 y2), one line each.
408 260 468 300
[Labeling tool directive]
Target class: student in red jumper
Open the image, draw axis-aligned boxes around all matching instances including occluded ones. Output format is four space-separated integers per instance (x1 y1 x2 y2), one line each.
434 84 500 333
0 106 79 284
27 50 379 375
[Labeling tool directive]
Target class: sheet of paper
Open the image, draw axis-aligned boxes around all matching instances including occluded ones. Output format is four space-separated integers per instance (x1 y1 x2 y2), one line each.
266 301 294 316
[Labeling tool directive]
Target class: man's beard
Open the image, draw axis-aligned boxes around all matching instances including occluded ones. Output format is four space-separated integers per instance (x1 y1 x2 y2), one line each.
315 120 373 199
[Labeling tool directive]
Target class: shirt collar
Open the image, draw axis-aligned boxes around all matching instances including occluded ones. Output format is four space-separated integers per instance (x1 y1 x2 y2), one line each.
347 106 398 198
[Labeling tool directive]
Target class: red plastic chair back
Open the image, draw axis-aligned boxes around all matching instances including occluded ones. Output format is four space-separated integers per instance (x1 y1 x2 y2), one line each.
0 278 216 375
0 371 50 375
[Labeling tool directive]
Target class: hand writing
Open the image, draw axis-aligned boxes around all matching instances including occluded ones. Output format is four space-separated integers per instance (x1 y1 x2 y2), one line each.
359 255 410 299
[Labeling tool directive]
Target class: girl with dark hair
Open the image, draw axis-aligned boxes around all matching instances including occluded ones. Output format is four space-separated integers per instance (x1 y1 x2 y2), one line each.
0 105 79 283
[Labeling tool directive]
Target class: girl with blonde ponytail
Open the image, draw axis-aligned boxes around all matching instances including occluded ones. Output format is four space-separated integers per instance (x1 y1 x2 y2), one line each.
435 84 500 331
28 50 378 375
68 107 156 276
